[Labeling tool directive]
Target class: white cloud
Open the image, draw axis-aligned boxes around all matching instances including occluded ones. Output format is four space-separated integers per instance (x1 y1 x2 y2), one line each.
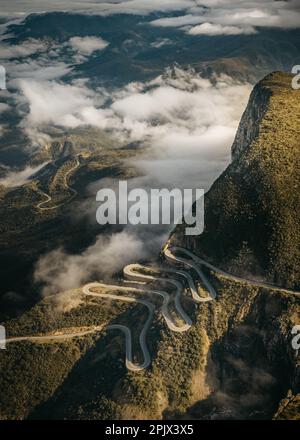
0 161 48 187
0 0 194 20
18 79 94 128
151 38 173 48
0 102 10 112
17 67 251 190
113 69 250 191
150 1 300 34
0 37 74 85
0 38 48 59
68 36 109 56
34 231 152 295
188 23 257 36
101 0 194 15
150 13 204 28
22 127 51 149
0 36 106 85
8 60 72 81
1 0 299 34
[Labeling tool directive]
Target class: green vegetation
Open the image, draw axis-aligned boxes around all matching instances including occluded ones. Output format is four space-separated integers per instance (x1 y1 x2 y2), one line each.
174 72 300 289
0 289 133 419
0 129 139 250
0 339 89 420
0 267 298 420
0 129 141 322
4 289 128 337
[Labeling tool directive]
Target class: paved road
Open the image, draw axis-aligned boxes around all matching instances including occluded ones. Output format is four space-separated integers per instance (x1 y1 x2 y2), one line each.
124 264 192 331
82 282 154 372
5 283 154 372
6 245 298 372
167 246 300 297
164 246 217 301
36 155 80 210
3 248 218 372
161 268 207 303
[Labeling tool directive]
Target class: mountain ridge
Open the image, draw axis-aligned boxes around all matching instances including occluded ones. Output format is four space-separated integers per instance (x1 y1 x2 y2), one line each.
171 71 300 290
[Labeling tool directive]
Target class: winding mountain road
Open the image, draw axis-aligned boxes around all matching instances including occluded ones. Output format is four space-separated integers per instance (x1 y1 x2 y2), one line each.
83 282 154 371
124 264 192 331
36 155 80 211
4 283 155 372
164 247 216 302
5 245 298 372
168 246 300 297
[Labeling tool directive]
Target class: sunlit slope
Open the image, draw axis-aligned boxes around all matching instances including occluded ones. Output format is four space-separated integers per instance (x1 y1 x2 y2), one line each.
173 72 300 289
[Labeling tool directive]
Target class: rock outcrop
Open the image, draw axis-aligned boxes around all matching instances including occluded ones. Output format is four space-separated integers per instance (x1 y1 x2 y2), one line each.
171 72 300 290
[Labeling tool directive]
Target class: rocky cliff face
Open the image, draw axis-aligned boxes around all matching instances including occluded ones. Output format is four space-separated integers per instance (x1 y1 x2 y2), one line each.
159 71 300 420
171 71 300 290
231 80 271 159
182 277 300 420
47 140 75 161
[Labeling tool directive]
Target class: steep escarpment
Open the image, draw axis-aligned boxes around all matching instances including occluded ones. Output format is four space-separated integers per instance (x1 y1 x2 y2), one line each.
231 79 271 159
172 72 300 290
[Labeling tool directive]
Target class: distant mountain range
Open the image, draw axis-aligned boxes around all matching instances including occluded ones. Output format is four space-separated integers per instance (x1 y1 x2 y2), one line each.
5 12 300 85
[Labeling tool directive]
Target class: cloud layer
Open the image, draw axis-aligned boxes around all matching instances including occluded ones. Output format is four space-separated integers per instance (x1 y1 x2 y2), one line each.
28 67 252 294
2 1 290 295
34 231 158 295
16 67 251 191
0 161 48 187
187 23 257 36
69 36 109 55
1 1 300 37
150 1 300 35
